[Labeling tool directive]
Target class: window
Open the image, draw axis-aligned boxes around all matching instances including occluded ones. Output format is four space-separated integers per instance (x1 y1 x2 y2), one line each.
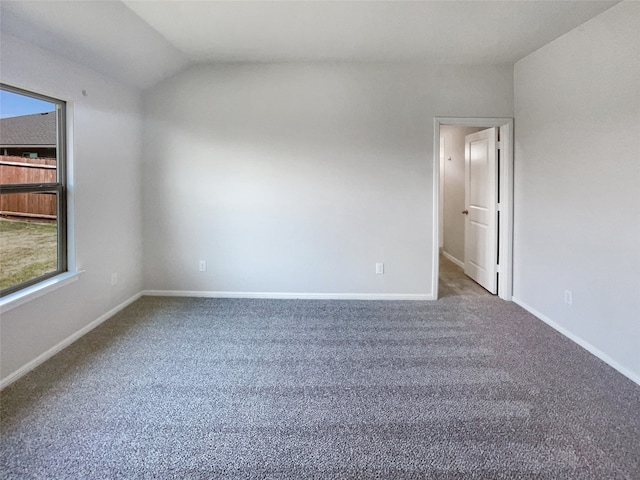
0 84 67 297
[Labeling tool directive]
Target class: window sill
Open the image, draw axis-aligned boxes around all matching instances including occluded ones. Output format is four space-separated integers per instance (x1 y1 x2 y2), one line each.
0 271 84 314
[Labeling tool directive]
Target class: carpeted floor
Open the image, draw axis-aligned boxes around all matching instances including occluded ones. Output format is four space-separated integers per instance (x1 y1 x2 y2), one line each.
1 289 639 478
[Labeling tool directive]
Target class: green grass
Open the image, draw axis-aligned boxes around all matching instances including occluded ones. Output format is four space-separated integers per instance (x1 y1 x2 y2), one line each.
0 218 58 291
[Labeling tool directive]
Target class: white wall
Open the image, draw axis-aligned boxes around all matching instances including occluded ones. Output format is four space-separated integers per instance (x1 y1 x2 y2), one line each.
0 33 144 382
142 63 513 298
440 126 483 263
513 1 640 381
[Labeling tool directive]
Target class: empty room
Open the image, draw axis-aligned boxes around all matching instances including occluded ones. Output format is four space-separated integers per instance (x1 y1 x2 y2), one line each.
0 1 638 478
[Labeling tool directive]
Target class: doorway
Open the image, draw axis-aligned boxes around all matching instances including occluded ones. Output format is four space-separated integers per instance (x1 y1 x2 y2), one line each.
439 253 491 298
432 117 514 301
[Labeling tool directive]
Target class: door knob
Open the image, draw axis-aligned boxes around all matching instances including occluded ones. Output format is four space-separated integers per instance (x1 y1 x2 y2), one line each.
462 210 469 215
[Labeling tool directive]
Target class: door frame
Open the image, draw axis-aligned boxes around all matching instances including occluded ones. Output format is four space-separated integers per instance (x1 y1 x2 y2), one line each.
433 117 514 301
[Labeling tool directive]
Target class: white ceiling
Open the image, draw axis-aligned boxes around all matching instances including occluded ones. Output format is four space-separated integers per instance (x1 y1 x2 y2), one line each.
1 0 619 89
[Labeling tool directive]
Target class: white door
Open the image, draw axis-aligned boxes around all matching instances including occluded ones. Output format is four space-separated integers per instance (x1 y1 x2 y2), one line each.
464 127 498 294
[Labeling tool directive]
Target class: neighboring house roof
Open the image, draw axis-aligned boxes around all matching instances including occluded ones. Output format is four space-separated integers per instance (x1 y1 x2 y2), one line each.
0 112 56 147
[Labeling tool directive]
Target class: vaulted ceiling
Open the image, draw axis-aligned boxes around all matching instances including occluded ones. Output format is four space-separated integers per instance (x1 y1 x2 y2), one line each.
0 0 619 89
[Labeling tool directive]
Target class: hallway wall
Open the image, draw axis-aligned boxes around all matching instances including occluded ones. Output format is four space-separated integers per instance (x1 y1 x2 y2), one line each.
439 126 483 264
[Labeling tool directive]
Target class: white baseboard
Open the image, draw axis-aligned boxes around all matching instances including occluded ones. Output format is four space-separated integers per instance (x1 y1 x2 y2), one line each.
512 296 640 386
142 290 435 301
441 251 464 269
0 292 143 390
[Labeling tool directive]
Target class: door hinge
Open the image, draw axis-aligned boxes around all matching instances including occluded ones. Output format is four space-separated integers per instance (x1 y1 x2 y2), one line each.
496 141 501 149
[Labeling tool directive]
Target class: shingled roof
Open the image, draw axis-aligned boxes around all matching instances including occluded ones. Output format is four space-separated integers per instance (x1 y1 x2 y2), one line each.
0 112 56 146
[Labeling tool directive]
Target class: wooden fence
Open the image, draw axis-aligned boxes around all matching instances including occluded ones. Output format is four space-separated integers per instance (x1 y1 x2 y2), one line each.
0 156 57 221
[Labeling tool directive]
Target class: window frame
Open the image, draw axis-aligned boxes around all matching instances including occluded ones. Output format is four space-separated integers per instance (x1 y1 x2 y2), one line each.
0 83 68 297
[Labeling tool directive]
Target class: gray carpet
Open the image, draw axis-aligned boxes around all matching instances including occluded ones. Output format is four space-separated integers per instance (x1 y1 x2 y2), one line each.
1 295 639 479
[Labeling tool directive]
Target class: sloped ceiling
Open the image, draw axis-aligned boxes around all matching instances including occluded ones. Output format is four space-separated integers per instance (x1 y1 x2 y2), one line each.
1 0 619 90
0 1 190 89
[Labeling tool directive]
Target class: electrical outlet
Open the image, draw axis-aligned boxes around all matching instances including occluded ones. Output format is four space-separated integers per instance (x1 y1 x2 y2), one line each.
110 272 118 286
564 290 573 306
376 263 384 275
199 260 207 272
